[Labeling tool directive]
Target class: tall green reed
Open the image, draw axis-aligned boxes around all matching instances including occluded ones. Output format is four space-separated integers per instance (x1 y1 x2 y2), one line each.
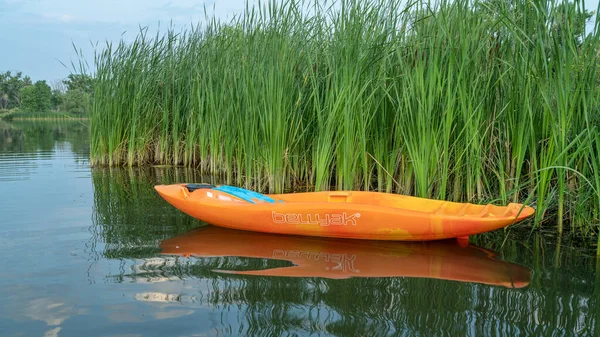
91 0 600 242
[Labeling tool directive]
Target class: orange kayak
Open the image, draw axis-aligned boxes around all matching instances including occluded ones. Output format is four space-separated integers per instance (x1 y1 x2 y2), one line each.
159 226 531 288
154 184 535 241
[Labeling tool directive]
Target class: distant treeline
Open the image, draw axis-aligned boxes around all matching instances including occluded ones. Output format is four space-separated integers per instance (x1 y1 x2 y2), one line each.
0 72 93 115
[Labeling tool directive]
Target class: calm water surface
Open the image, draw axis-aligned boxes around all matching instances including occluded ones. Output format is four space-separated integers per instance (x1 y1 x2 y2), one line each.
0 121 599 337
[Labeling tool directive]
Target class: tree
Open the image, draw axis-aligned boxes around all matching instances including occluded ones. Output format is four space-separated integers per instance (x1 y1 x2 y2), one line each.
19 86 37 112
61 73 94 114
34 80 52 111
0 93 8 110
63 74 94 94
19 80 52 112
51 89 64 111
49 79 67 112
62 89 91 115
0 71 30 109
2 71 94 113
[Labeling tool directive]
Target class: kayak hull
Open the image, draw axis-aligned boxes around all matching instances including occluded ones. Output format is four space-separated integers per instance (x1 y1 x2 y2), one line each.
154 184 535 241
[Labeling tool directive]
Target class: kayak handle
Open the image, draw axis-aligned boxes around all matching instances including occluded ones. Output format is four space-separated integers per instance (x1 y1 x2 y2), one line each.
327 192 352 203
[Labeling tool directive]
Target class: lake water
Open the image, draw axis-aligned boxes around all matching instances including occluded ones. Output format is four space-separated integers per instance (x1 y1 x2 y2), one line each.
0 121 599 337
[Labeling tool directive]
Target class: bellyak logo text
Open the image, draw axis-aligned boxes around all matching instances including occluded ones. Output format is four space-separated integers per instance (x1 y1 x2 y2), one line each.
272 211 360 226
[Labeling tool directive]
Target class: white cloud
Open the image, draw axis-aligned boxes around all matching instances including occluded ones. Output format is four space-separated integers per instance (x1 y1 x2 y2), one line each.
42 13 76 22
134 292 182 302
153 309 195 320
44 327 62 337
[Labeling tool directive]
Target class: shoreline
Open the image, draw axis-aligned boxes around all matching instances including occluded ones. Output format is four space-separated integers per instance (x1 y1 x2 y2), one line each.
6 117 89 121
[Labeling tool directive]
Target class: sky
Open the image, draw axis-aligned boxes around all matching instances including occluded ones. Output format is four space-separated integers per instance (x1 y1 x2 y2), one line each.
0 0 259 83
0 0 599 84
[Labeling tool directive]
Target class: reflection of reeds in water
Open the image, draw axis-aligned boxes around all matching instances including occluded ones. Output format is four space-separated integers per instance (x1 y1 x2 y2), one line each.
126 253 598 337
0 121 90 183
90 166 221 259
0 122 24 152
89 166 599 336
0 121 89 155
118 227 597 336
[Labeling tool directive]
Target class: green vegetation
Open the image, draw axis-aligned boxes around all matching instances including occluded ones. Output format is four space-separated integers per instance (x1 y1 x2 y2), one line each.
0 120 89 155
0 71 32 110
19 80 52 113
90 0 600 242
1 110 89 121
0 71 93 117
57 74 94 115
91 167 208 259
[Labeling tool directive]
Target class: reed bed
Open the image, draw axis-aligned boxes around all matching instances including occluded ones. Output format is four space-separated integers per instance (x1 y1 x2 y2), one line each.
91 0 600 243
2 111 88 121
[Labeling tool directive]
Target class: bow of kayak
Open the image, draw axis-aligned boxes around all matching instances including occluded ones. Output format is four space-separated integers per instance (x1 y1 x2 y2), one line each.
154 184 535 241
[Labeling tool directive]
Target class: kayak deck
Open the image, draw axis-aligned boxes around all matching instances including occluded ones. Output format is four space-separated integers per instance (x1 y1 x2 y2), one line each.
154 184 535 241
274 190 527 218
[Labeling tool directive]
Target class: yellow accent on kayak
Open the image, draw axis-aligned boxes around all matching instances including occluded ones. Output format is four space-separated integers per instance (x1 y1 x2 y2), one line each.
154 184 535 241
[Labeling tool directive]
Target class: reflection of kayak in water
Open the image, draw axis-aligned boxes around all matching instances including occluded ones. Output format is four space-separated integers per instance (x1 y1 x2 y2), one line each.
159 226 531 288
154 184 535 241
